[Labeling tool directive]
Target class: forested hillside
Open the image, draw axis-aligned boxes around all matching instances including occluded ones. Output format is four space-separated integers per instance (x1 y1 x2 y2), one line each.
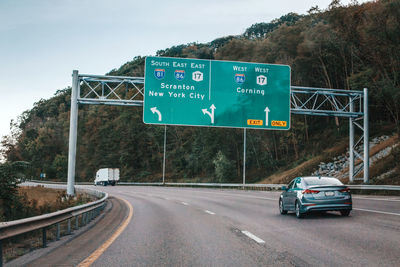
2 0 399 183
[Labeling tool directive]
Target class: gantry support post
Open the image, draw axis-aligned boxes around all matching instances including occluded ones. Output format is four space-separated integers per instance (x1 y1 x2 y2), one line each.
349 97 354 183
67 70 79 196
363 88 369 183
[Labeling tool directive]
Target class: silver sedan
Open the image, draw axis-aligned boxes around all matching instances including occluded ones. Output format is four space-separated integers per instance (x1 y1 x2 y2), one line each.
279 176 352 218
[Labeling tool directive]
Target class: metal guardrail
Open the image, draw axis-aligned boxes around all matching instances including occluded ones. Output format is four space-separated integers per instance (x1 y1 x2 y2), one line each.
347 184 400 191
118 182 285 189
29 180 93 185
0 186 108 266
118 182 400 191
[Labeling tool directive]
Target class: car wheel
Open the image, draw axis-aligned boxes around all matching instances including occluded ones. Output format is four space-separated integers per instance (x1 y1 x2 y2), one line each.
279 199 287 215
340 210 351 216
295 201 304 219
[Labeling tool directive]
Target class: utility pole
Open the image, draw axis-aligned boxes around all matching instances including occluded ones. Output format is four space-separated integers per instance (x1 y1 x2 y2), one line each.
243 128 246 189
162 125 167 185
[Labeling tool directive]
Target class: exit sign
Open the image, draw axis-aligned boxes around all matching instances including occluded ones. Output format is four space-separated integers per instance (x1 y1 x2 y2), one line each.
143 56 291 130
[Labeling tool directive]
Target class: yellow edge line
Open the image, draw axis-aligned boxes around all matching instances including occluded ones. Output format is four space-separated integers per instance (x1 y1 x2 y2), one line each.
77 197 133 267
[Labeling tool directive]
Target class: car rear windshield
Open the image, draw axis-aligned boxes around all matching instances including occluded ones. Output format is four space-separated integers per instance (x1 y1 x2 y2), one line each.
303 177 343 186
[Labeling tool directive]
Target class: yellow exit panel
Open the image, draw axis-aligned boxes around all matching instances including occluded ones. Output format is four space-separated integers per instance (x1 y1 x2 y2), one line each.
247 119 263 126
271 120 287 127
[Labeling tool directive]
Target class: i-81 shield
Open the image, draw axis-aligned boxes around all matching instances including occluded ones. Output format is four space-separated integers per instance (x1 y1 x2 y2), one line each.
154 69 165 80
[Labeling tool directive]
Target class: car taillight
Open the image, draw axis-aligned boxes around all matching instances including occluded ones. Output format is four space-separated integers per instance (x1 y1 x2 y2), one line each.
303 189 320 194
339 188 350 193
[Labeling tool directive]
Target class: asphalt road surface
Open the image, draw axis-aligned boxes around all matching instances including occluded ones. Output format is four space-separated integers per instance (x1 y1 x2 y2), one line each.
28 186 400 266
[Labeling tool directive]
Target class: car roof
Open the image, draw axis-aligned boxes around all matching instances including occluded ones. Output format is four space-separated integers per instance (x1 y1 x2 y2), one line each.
300 176 337 180
301 176 344 186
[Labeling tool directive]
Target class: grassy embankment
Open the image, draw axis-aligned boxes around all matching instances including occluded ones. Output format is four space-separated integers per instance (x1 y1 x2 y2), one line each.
260 135 399 185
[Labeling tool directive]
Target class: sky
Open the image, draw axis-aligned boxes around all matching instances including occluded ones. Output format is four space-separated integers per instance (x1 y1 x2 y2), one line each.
0 0 370 144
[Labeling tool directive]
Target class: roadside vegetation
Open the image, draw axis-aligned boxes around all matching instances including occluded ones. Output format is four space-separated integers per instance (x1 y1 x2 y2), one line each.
17 186 94 217
0 161 93 222
0 161 96 263
1 0 399 185
0 161 30 221
1 185 94 263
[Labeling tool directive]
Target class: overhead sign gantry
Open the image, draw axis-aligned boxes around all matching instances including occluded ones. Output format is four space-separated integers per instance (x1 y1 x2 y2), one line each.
67 59 369 196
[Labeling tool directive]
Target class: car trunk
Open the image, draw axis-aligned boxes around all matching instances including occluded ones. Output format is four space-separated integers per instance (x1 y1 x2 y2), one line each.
306 185 349 200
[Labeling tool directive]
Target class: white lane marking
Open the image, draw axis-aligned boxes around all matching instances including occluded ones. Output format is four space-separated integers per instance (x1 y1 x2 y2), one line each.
181 202 189 206
164 197 170 200
353 208 400 216
204 210 215 215
116 188 278 201
176 190 277 201
241 231 265 244
206 192 277 201
353 196 400 202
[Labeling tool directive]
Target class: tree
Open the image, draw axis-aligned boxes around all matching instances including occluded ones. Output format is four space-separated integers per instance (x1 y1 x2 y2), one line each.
213 151 235 183
243 13 303 40
0 161 29 221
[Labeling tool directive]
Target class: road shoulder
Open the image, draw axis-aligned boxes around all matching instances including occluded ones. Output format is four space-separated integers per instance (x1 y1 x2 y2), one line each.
6 197 129 267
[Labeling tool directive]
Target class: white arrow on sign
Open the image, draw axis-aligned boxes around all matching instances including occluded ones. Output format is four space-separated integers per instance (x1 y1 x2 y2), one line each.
202 104 216 124
264 107 270 126
151 107 162 121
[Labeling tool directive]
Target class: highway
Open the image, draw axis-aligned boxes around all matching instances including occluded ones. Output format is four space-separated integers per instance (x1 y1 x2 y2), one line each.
23 186 400 266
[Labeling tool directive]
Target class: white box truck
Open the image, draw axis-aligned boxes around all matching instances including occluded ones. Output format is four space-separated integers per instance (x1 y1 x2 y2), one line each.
94 168 120 186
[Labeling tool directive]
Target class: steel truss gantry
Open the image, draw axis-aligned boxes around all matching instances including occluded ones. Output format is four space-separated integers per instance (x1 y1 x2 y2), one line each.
67 71 369 195
291 86 369 184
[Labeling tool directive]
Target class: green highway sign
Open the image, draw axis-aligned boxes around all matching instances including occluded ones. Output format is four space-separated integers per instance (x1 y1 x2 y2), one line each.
143 56 291 130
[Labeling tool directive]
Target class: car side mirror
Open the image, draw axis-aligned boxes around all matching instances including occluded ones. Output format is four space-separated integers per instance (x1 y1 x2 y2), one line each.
281 186 287 191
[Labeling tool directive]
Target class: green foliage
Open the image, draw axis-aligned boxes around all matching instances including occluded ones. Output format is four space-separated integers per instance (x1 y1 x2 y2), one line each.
157 43 214 59
244 13 303 39
213 151 235 183
210 36 238 50
108 56 146 77
52 154 68 181
0 161 29 221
